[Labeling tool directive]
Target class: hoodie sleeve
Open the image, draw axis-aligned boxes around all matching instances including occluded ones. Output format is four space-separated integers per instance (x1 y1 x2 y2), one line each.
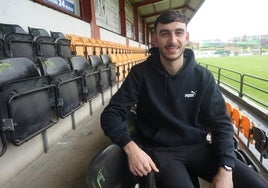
199 71 236 169
100 65 143 147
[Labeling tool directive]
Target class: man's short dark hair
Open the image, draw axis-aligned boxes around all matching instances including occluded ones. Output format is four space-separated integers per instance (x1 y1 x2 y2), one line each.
154 9 189 31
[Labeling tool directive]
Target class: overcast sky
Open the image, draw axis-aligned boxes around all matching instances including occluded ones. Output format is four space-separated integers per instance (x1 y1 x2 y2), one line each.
187 0 268 41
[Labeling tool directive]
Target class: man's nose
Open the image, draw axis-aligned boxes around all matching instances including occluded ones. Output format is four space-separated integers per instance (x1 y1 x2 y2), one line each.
168 33 177 43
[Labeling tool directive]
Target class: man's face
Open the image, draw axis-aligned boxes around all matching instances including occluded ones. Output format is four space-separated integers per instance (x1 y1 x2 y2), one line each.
155 21 189 62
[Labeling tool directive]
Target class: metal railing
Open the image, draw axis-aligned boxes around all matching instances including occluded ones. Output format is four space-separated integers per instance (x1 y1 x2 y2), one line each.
199 63 268 110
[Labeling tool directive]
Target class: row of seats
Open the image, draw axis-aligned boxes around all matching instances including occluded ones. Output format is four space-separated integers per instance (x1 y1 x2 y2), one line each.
65 33 147 57
0 53 120 157
0 22 147 157
0 23 148 81
226 101 268 164
0 23 71 63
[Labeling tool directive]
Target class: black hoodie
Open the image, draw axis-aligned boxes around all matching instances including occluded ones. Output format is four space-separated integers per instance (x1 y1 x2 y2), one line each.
101 48 236 168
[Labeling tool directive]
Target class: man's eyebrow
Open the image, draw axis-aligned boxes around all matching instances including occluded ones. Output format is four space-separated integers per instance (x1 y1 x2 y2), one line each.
159 28 186 33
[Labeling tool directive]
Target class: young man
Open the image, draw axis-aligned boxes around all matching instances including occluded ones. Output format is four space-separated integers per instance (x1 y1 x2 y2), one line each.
100 9 268 188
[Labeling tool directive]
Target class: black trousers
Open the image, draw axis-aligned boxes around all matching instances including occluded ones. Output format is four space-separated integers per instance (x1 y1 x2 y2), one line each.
145 143 268 188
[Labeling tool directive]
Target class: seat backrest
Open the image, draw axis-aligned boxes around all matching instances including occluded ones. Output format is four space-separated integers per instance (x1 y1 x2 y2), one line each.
0 23 25 35
50 31 71 59
28 27 57 57
240 114 252 139
88 55 102 67
86 144 138 188
252 126 267 153
38 56 71 76
50 31 66 39
231 107 241 129
0 57 40 90
225 101 233 118
100 54 112 65
0 23 35 62
68 56 90 74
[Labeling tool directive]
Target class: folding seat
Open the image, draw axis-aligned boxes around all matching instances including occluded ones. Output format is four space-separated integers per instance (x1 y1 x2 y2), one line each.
65 34 85 57
68 56 99 113
28 27 57 58
252 126 268 163
100 54 117 87
231 107 241 135
0 57 57 150
50 31 72 59
81 37 94 56
88 55 110 93
86 144 141 188
37 56 83 118
225 101 233 118
239 114 254 147
0 23 36 62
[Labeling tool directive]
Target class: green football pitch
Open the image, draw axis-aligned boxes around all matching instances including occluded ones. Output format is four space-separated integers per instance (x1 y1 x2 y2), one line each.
197 55 268 109
197 55 268 79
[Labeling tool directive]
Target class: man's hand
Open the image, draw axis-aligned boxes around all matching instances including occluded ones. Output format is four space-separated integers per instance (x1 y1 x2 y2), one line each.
123 141 159 176
210 167 233 188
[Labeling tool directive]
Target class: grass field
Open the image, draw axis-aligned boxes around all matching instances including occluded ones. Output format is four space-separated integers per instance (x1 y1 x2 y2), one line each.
196 55 268 109
197 55 268 79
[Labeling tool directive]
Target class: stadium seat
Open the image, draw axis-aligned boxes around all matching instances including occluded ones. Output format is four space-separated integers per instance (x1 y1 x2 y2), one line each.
28 27 57 58
88 55 110 93
0 57 57 148
0 23 36 62
225 101 233 118
252 126 268 163
38 56 83 118
239 114 254 147
100 54 117 87
50 31 72 59
231 107 241 135
86 144 140 188
68 56 100 114
65 33 85 57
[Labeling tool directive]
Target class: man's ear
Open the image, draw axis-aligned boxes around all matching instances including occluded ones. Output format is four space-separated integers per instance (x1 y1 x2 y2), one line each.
152 32 158 47
186 31 190 45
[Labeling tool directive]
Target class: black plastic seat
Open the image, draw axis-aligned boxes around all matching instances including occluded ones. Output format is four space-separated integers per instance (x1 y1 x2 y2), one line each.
86 144 139 188
38 56 83 118
28 27 57 58
69 56 99 102
50 31 72 59
0 38 4 58
0 23 35 62
88 55 110 93
252 126 268 163
0 57 57 151
100 54 117 87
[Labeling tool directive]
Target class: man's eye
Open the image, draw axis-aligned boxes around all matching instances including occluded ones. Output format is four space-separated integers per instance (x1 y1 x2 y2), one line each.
160 32 169 37
175 31 183 36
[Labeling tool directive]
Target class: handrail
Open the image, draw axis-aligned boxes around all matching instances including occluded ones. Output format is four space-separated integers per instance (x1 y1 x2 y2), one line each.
199 63 268 110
